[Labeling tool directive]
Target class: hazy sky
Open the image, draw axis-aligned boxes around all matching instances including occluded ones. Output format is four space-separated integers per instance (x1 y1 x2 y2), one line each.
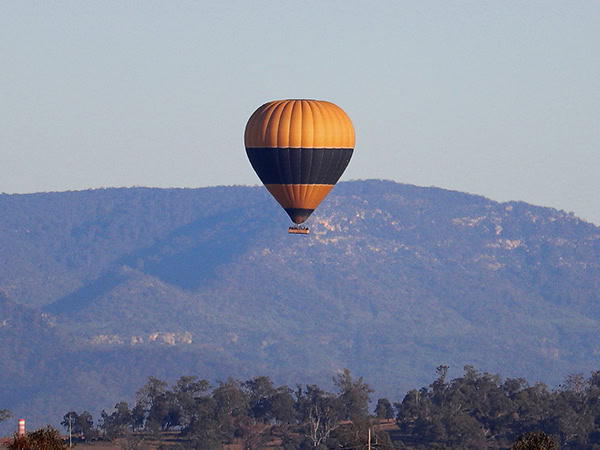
2 1 599 223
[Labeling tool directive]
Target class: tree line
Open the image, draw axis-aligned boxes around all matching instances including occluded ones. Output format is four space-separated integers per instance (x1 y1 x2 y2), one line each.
88 368 383 449
9 365 600 448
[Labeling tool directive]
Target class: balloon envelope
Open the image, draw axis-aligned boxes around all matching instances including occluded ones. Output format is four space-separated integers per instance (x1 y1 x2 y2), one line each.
245 99 355 224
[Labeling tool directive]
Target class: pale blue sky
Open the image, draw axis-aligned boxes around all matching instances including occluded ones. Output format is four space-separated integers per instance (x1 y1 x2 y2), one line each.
2 1 599 223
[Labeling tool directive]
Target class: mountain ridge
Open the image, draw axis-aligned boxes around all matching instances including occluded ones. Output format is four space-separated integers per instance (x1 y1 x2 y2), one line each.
1 180 599 432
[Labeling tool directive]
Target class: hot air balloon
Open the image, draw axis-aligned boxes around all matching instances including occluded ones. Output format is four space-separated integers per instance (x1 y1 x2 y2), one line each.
245 99 355 234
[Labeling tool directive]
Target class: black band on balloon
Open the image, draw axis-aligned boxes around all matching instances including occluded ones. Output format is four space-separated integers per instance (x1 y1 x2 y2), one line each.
246 147 353 185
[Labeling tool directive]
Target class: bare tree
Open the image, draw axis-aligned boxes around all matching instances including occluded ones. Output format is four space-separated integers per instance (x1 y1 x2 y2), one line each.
0 409 12 423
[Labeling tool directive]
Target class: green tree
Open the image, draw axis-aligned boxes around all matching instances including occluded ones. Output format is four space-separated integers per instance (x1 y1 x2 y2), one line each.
296 384 343 448
99 402 134 439
60 411 78 435
135 376 168 430
413 415 447 443
429 365 449 408
131 403 146 431
374 398 394 419
333 368 373 420
243 375 276 423
443 412 487 448
77 411 95 439
136 376 168 410
113 402 133 431
396 387 427 416
543 379 593 448
146 391 182 431
0 409 12 423
182 396 219 447
173 376 211 429
212 378 250 444
267 387 296 425
61 410 94 439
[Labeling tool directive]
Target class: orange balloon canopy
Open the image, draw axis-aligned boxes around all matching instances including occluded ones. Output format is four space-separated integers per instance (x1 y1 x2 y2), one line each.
245 100 355 224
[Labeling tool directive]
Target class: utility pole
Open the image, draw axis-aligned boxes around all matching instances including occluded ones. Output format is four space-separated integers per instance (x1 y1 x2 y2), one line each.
68 413 72 448
368 426 371 450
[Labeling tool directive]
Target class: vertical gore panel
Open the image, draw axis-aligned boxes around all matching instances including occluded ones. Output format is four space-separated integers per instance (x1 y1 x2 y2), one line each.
289 101 302 148
264 184 334 210
279 149 291 185
308 148 324 184
301 148 312 183
315 102 332 148
265 102 285 147
331 148 345 181
277 101 293 147
319 148 334 184
289 148 300 184
303 184 333 209
301 101 314 148
309 101 325 148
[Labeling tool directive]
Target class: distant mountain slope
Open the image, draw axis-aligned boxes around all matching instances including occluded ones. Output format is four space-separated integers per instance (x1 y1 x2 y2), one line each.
0 186 267 307
1 180 599 433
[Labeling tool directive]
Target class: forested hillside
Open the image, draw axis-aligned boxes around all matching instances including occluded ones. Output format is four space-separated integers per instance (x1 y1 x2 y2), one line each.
1 180 599 434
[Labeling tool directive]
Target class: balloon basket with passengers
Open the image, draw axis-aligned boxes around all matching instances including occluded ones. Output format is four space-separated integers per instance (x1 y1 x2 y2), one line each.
287 225 310 235
244 99 355 234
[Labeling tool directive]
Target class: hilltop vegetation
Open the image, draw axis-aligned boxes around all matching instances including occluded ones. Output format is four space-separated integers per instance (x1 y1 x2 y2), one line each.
10 365 600 448
1 180 599 433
